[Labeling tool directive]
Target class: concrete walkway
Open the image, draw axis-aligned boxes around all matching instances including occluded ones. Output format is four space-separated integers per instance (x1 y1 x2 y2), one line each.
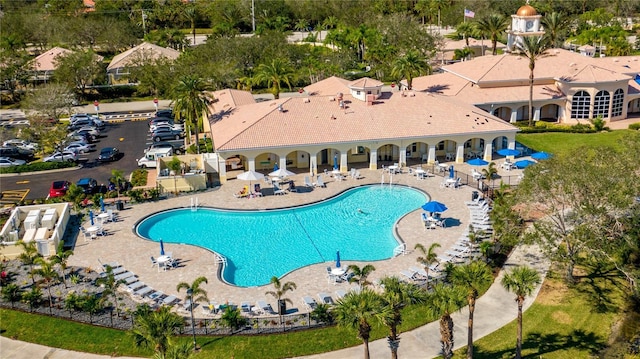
1 244 548 359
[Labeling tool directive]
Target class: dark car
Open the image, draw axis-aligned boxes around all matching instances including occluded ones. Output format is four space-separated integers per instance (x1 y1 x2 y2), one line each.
76 178 98 194
0 146 34 161
49 180 70 198
155 109 174 119
98 147 121 162
151 128 184 142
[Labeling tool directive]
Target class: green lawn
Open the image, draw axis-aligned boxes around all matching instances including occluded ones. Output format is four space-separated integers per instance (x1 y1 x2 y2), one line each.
453 276 627 359
516 130 636 154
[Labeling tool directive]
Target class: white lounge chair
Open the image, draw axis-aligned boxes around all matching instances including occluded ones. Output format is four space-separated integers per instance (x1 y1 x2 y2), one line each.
257 300 274 314
400 269 419 281
335 289 347 299
316 175 326 188
318 292 333 305
304 176 315 187
241 301 252 313
409 266 429 279
162 295 179 306
273 183 286 195
302 296 317 310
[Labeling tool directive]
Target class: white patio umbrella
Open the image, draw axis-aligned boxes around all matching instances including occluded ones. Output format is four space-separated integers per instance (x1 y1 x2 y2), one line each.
237 170 265 192
269 168 296 178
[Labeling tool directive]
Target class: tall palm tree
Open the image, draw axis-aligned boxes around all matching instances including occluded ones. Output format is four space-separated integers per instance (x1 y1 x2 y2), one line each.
453 48 472 61
183 5 198 46
33 257 60 314
451 261 494 359
131 305 184 356
334 289 389 359
456 21 475 47
517 36 550 127
265 276 297 319
415 242 441 286
430 0 451 28
476 14 509 55
501 266 541 359
171 75 212 153
390 50 430 90
379 277 428 359
347 264 376 288
96 265 126 317
176 276 209 306
427 283 467 359
50 242 73 288
253 59 294 100
541 12 570 48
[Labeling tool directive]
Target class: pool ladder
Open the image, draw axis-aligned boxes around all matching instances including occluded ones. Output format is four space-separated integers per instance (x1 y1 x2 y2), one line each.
190 197 199 212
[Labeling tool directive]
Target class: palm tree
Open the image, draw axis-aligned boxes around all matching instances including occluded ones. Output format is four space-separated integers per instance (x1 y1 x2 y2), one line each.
253 58 294 100
49 242 73 288
453 48 472 61
131 305 184 356
456 22 475 47
176 276 209 307
390 50 430 90
451 261 493 359
265 276 297 319
501 266 541 359
171 75 212 153
153 340 194 359
430 0 451 28
517 36 550 127
33 257 60 314
476 14 509 55
17 240 40 285
334 289 388 359
1 283 24 308
347 264 376 288
414 242 441 286
96 265 126 317
481 162 498 180
542 12 570 48
427 283 467 359
379 277 428 359
183 5 198 46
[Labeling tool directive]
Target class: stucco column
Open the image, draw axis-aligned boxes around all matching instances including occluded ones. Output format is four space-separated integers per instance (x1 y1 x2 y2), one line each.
456 143 465 164
218 156 228 183
279 156 287 170
310 154 318 177
248 158 256 172
483 142 493 162
340 152 348 172
427 145 436 164
399 149 407 167
369 148 378 170
510 109 518 123
534 107 540 121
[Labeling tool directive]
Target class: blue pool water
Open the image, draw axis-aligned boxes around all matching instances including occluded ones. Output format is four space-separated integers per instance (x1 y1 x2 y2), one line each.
135 185 427 287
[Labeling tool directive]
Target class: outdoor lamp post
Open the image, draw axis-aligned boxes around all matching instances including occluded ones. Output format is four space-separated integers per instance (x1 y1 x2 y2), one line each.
187 288 197 350
94 100 99 117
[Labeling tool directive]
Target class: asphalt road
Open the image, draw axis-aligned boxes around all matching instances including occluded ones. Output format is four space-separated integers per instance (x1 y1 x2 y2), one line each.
0 121 151 200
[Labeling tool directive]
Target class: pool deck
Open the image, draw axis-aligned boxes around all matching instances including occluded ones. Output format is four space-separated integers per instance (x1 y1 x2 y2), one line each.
68 164 522 314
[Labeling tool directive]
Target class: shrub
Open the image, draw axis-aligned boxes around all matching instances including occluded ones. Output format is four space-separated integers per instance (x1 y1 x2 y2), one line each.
590 116 607 131
130 169 148 187
0 161 76 174
629 122 640 130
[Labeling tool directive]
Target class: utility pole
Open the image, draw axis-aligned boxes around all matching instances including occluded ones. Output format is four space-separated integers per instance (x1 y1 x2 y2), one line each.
251 0 256 33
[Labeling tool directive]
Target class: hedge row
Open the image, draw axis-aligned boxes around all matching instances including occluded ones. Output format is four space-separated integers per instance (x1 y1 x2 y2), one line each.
0 161 77 174
515 121 597 134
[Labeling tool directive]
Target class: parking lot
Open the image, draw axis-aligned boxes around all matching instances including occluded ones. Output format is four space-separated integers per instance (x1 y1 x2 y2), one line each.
1 120 152 200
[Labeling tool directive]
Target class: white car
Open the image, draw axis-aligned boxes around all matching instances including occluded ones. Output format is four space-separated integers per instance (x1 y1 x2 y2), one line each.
43 151 77 162
0 156 26 167
64 142 94 154
2 139 38 151
149 122 184 133
76 126 100 137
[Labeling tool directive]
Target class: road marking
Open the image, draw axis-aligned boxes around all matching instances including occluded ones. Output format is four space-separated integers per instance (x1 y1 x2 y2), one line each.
16 180 29 184
0 189 30 205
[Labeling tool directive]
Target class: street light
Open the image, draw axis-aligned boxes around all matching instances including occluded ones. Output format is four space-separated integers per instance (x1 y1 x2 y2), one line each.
186 288 197 350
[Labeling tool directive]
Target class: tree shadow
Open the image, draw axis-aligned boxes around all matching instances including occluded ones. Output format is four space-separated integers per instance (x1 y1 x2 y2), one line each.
573 261 626 314
473 329 605 358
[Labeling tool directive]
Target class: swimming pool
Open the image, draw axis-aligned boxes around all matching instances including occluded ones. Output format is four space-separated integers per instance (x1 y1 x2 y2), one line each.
135 185 427 287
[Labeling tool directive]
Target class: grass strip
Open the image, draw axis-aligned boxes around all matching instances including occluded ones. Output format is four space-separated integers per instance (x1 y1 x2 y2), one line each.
516 130 635 154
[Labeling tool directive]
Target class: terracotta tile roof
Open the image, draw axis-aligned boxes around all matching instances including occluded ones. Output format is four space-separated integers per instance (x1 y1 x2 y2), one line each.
107 42 180 71
349 77 384 88
304 76 351 96
411 72 471 96
210 81 517 152
31 47 73 72
442 38 506 51
557 65 631 84
209 89 256 109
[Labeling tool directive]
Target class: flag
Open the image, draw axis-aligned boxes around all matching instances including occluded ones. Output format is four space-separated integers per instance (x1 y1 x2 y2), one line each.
464 9 475 18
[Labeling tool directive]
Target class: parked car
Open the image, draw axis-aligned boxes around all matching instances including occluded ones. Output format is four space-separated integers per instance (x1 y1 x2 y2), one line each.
2 139 38 151
0 156 26 167
145 141 184 155
148 116 174 127
49 180 70 198
98 147 121 162
43 151 77 162
68 132 95 144
155 109 174 119
0 146 35 161
76 178 98 194
76 126 100 137
64 142 94 154
151 128 184 142
150 122 183 133
70 115 104 130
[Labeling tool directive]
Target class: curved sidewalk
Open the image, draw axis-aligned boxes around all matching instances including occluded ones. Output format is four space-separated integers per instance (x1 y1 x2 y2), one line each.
1 244 548 359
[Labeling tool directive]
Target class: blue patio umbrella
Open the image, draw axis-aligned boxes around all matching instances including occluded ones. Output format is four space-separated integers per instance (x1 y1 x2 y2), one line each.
336 251 341 268
497 148 521 157
449 165 454 179
333 155 338 170
421 201 448 213
467 158 489 166
531 151 552 160
514 159 535 169
273 163 279 172
160 239 165 256
100 197 105 212
89 210 94 225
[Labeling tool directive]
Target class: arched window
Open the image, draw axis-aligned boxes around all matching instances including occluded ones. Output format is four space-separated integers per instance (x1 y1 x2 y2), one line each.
611 89 624 117
593 90 610 118
571 91 590 119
